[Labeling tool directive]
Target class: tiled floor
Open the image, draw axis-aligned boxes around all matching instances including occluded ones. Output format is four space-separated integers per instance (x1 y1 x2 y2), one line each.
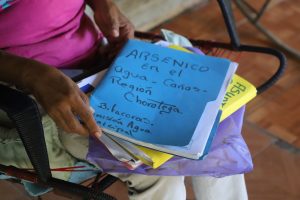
1 0 300 199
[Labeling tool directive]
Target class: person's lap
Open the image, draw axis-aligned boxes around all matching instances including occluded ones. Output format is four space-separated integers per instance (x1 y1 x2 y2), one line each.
0 109 247 200
0 110 186 200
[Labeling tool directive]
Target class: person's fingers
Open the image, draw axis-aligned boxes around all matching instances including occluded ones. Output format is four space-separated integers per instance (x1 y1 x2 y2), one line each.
75 99 102 138
79 91 89 106
111 19 120 38
119 20 134 39
62 109 89 136
103 8 120 40
48 110 72 133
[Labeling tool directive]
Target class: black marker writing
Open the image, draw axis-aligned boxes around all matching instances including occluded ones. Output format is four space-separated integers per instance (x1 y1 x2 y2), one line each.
124 92 181 114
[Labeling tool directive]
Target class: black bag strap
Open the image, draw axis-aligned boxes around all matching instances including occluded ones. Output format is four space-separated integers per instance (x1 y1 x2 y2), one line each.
0 85 117 200
0 85 51 183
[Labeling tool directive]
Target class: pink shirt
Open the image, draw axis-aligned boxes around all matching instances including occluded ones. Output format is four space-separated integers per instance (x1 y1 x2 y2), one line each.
0 0 101 68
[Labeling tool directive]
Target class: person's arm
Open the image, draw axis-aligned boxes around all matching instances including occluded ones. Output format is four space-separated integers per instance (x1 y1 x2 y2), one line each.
0 50 101 138
86 0 134 43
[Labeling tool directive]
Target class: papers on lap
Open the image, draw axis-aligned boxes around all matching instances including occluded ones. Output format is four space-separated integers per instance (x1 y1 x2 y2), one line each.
90 39 237 159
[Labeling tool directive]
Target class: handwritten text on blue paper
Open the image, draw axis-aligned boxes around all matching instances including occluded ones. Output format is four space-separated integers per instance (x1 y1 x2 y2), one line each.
90 40 229 145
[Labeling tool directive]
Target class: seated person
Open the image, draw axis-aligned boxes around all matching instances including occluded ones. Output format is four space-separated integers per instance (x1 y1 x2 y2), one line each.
0 0 185 199
0 0 247 199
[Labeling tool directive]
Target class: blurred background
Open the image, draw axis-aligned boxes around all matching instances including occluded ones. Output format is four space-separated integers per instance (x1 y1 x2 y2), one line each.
1 0 299 199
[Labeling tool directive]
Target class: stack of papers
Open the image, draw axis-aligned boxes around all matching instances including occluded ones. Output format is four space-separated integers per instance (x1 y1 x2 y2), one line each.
78 39 256 169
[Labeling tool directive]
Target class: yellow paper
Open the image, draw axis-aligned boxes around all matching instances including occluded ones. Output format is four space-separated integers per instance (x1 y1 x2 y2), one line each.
136 146 173 169
220 74 257 121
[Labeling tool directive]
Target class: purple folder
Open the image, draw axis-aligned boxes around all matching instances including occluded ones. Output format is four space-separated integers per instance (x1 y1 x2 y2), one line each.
87 106 253 177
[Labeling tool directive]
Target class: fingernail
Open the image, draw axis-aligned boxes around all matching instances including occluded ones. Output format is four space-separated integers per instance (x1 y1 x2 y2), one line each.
89 106 95 114
94 131 102 139
112 29 119 37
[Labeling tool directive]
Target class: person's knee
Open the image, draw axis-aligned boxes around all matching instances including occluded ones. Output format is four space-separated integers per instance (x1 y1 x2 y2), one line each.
114 174 186 200
192 175 248 200
58 129 89 160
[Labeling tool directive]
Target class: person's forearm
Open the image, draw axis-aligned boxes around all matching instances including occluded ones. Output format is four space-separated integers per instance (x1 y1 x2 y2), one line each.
0 50 51 89
86 0 113 12
0 50 101 137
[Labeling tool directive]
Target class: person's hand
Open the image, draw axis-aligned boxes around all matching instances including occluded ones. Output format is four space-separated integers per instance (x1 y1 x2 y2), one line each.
23 64 102 138
87 0 135 62
91 0 134 44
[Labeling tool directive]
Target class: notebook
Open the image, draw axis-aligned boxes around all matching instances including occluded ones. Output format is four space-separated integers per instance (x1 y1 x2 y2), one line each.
78 71 256 168
89 39 237 159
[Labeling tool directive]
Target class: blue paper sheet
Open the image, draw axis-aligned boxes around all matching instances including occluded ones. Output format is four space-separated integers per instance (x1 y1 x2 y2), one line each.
90 39 233 147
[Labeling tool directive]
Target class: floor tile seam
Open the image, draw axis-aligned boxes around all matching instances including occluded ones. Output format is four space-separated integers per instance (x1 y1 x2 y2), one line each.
244 120 300 153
